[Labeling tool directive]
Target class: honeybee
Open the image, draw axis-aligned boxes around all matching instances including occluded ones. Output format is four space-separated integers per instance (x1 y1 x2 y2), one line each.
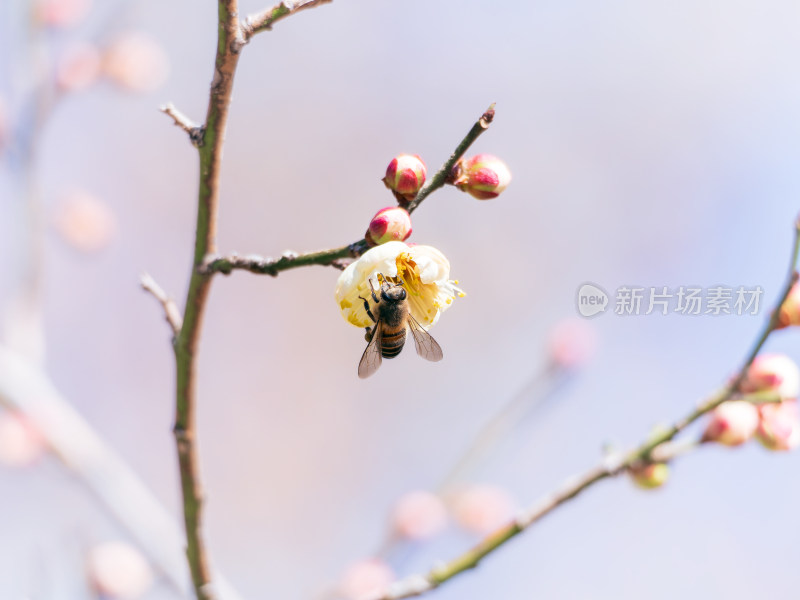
358 274 443 378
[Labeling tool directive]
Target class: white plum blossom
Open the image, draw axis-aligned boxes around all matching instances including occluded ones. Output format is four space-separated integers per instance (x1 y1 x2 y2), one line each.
335 241 463 329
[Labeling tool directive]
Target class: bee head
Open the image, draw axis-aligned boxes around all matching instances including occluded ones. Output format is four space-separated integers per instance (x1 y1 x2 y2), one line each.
381 284 407 302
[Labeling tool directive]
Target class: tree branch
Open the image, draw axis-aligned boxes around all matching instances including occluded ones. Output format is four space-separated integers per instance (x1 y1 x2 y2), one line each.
202 241 366 276
161 103 205 147
240 0 333 44
375 218 800 600
141 273 183 336
170 2 243 599
203 104 496 277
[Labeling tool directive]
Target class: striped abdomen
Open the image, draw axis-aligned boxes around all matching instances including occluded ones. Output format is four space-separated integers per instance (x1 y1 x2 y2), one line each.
380 327 407 359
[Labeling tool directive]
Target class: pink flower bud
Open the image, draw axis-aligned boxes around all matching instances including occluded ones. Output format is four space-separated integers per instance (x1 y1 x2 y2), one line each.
366 206 412 246
757 400 800 451
702 400 760 446
452 154 511 200
35 0 91 28
738 354 800 401
777 283 800 328
55 190 117 253
390 490 447 540
383 154 426 202
547 318 597 369
338 559 394 600
0 97 8 155
0 412 45 467
451 484 516 535
56 42 101 92
103 32 170 93
86 541 152 599
629 463 669 489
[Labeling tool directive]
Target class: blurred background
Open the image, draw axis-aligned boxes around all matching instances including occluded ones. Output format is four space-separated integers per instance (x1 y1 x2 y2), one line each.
1 0 800 598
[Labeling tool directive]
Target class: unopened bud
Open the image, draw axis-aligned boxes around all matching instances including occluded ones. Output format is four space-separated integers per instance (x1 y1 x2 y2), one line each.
86 541 152 599
389 490 447 540
35 0 91 28
0 97 8 155
702 400 759 446
57 42 101 92
451 484 516 535
757 400 800 451
739 353 800 401
451 154 511 200
383 154 426 203
366 206 412 246
103 32 170 93
547 318 597 369
0 412 45 467
55 190 117 253
338 559 394 600
629 462 669 489
777 283 800 328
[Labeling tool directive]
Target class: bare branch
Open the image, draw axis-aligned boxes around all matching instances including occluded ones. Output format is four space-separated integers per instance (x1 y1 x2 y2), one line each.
202 242 365 276
373 218 800 600
169 2 244 598
240 0 333 44
160 103 205 147
141 273 183 335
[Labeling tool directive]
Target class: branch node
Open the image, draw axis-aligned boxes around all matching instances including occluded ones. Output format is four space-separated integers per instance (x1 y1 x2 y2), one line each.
160 103 205 147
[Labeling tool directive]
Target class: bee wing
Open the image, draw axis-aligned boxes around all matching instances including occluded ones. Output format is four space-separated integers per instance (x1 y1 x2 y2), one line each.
407 315 443 362
358 323 383 379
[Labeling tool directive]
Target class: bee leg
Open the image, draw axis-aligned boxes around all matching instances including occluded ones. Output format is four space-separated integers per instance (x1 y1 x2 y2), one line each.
367 277 381 304
359 294 377 324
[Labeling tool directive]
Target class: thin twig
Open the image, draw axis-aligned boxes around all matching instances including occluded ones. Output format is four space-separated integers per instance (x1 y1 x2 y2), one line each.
141 273 183 336
374 218 800 600
404 103 495 214
161 103 205 147
203 104 497 277
240 0 333 44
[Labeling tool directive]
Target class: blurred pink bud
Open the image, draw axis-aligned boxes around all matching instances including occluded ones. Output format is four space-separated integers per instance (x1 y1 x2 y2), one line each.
366 207 412 247
738 353 800 401
389 490 447 540
547 318 597 369
702 400 760 446
56 42 102 92
629 462 669 489
0 97 8 154
383 154 426 202
338 559 394 600
452 154 511 200
451 484 516 535
777 283 800 328
103 33 170 93
757 400 800 451
55 190 116 253
86 542 152 599
35 0 91 28
0 412 45 467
